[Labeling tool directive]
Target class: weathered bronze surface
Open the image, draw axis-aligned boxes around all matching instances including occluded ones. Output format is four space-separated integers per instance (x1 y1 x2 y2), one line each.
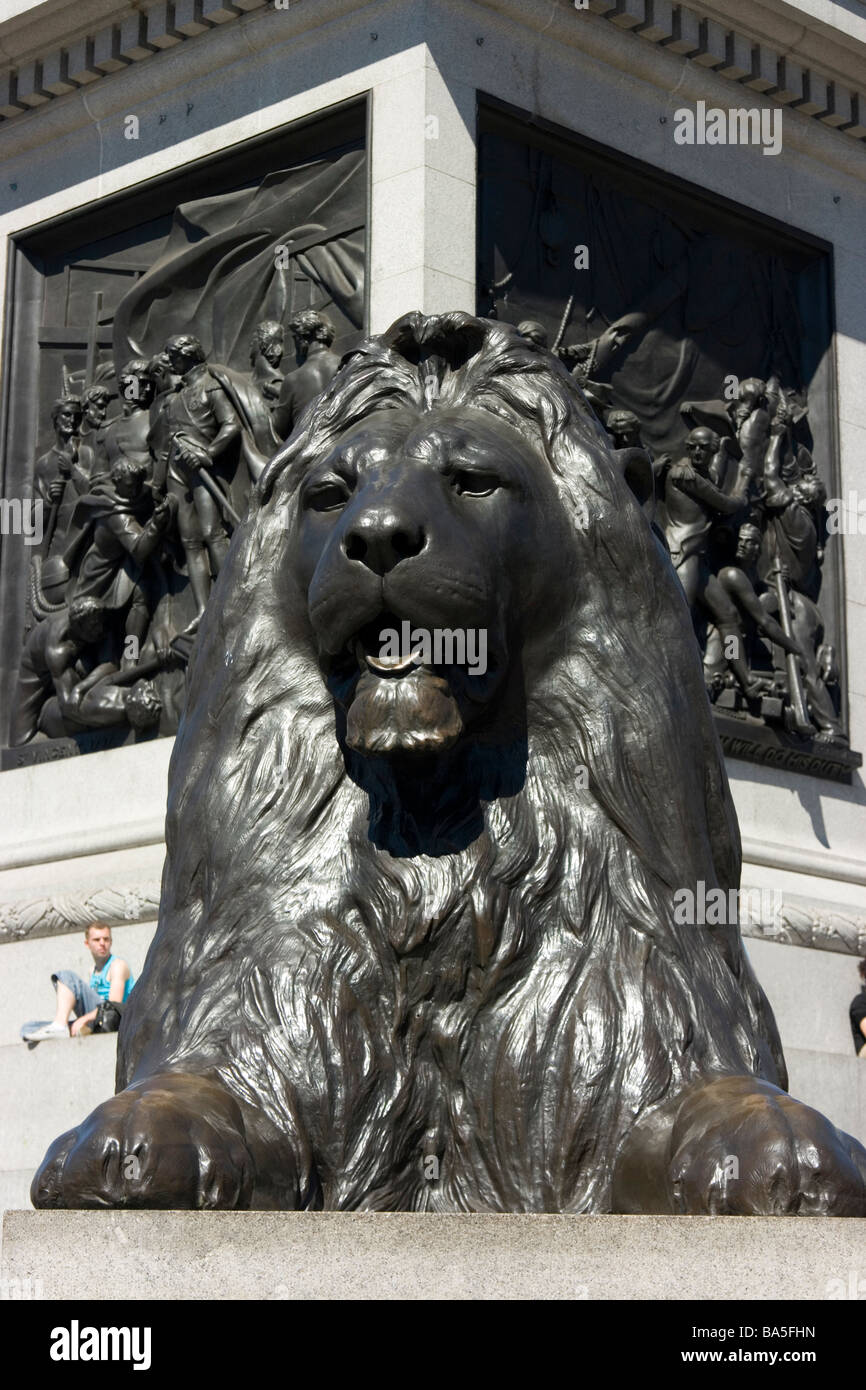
479 102 858 780
31 314 866 1214
0 114 364 758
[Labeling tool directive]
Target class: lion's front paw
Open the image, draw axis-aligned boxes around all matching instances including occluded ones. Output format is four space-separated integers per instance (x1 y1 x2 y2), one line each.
669 1076 866 1216
31 1073 254 1209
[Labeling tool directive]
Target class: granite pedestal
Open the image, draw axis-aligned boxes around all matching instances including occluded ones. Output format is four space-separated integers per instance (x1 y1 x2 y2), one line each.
3 1210 865 1301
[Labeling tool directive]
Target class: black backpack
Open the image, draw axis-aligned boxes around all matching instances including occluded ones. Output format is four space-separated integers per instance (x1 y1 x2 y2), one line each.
91 999 124 1034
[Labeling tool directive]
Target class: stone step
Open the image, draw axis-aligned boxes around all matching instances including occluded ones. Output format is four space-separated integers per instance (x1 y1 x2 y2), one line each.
785 1047 866 1145
2 1210 864 1301
0 1034 117 1181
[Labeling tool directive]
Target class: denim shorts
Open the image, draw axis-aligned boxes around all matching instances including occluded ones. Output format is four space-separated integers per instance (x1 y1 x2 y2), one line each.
51 970 101 1018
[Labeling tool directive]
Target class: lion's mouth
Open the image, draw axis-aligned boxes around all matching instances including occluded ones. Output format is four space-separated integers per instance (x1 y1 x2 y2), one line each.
333 615 432 684
355 638 424 678
363 647 423 675
325 612 494 759
347 614 496 682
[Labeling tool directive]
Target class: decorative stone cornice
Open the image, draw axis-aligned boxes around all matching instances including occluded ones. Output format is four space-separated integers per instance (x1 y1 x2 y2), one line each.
738 886 866 955
0 881 160 940
0 0 864 145
586 0 866 140
0 874 863 953
0 0 268 121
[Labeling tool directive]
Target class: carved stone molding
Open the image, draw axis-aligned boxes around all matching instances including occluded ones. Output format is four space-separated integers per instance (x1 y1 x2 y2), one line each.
0 882 160 942
1 876 862 954
739 886 866 956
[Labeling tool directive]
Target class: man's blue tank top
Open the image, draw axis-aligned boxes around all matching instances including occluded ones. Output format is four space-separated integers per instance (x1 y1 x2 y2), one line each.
90 955 135 1003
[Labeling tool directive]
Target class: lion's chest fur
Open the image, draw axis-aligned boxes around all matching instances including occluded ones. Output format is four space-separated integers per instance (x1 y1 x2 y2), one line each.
259 913 621 1212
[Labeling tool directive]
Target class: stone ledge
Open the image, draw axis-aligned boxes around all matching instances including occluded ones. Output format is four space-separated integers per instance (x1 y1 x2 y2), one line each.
1 873 863 955
2 1210 864 1299
0 0 865 149
0 1033 117 1171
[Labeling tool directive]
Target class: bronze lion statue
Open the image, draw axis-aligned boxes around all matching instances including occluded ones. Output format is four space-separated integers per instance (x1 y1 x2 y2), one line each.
33 313 866 1214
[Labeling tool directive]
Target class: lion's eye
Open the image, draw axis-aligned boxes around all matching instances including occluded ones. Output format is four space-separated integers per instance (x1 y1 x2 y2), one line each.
306 481 349 512
450 470 501 498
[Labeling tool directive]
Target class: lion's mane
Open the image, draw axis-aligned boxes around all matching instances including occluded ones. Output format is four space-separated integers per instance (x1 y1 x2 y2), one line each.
119 313 785 1212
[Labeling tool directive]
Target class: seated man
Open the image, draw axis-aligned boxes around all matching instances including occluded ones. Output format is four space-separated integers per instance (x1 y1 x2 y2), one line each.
23 922 135 1041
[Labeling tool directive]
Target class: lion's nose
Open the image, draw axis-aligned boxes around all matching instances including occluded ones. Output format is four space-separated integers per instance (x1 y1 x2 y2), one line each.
342 511 425 576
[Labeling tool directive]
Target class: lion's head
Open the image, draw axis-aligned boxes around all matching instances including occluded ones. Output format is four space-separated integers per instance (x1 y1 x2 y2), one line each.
294 402 569 762
244 311 736 876
266 318 583 854
121 314 784 1210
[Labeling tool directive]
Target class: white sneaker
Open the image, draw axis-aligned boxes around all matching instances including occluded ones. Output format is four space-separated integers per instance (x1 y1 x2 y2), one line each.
22 1021 69 1041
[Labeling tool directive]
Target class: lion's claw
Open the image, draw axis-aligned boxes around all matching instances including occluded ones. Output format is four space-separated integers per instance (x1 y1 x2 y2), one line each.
669 1077 866 1216
31 1074 254 1210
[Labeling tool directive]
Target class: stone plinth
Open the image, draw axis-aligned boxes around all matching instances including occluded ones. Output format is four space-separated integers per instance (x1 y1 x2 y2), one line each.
2 1211 864 1301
